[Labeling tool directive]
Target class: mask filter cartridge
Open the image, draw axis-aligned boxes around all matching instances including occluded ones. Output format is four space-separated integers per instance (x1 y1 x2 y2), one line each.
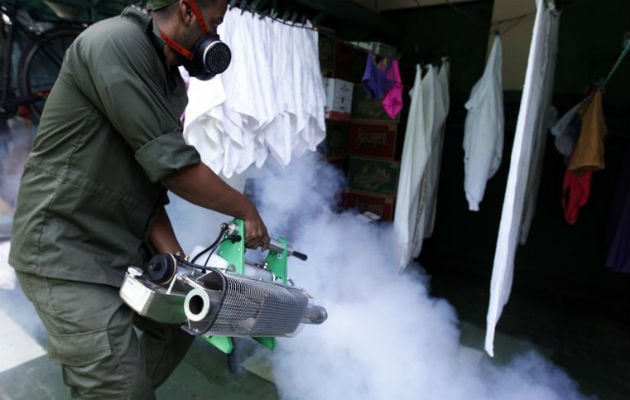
187 34 231 80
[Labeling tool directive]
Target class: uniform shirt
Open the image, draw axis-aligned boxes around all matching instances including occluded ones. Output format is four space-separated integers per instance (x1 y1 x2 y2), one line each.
9 7 201 287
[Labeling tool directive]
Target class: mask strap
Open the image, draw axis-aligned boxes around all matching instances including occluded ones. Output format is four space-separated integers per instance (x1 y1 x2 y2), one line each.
158 0 209 62
161 32 194 60
187 0 209 34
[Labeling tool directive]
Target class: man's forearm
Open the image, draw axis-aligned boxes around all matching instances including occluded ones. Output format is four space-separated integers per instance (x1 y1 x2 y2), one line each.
149 206 184 255
161 162 269 250
161 163 256 219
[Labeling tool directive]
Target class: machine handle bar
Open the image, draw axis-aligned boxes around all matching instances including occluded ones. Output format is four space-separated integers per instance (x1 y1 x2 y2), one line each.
269 239 308 261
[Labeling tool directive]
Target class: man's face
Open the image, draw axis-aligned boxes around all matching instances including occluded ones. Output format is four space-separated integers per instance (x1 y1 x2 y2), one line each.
175 0 230 77
182 0 227 45
202 0 227 36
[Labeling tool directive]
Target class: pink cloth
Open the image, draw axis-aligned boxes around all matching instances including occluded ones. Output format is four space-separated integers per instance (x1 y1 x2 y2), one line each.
381 59 403 120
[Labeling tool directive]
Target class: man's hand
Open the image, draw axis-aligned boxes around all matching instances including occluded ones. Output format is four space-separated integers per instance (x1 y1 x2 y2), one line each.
242 207 269 251
162 163 270 251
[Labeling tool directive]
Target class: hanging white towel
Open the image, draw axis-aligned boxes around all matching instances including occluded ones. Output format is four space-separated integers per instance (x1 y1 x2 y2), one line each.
395 62 450 269
183 8 326 178
519 8 561 245
423 60 450 239
463 35 504 212
300 21 327 155
485 0 560 357
182 70 229 173
410 65 437 259
394 65 429 270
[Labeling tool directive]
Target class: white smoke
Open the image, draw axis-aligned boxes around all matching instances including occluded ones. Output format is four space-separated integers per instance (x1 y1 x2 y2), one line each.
1 116 33 288
237 152 590 400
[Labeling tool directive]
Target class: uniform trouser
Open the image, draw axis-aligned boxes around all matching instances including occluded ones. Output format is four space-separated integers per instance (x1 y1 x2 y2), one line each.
16 271 195 400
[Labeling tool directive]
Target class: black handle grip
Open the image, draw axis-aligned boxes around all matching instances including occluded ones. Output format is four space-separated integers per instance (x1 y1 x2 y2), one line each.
292 251 307 261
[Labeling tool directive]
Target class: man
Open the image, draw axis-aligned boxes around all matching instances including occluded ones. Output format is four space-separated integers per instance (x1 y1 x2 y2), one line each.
9 0 269 398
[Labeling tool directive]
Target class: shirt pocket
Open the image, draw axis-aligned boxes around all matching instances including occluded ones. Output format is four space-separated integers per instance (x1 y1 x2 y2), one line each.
47 328 112 367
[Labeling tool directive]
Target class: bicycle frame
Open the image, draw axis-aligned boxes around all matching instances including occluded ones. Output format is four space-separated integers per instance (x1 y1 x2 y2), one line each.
0 0 84 122
0 0 146 124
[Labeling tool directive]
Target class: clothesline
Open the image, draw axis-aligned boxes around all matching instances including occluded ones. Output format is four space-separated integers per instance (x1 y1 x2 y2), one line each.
228 0 316 31
601 38 630 89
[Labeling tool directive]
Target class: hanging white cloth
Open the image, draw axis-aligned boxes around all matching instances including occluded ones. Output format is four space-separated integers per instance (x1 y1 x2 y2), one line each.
183 8 326 178
182 70 228 173
519 7 561 245
394 61 450 270
423 60 450 239
550 97 589 159
394 65 426 270
395 63 452 269
485 0 559 357
409 66 437 259
463 35 504 212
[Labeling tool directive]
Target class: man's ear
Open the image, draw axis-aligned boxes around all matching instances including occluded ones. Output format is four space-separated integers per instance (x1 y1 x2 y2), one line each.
178 0 195 25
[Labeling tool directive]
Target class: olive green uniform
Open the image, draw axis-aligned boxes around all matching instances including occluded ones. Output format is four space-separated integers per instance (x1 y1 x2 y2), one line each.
10 7 200 399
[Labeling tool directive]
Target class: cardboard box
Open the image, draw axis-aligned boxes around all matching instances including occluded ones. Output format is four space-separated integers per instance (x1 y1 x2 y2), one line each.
332 41 356 81
344 190 396 221
322 120 349 156
319 38 362 81
348 121 398 159
351 85 399 122
319 33 335 76
347 156 400 195
324 78 354 121
327 154 349 176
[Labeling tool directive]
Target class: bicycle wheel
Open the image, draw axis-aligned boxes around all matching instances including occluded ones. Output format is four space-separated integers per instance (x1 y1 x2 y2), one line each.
18 26 83 125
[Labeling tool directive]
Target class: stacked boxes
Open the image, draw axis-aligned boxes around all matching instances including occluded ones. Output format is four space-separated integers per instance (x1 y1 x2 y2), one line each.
318 34 335 77
319 37 401 221
323 78 354 121
347 157 399 195
351 84 400 122
344 191 395 221
320 38 358 181
321 120 350 174
348 120 398 159
345 88 401 221
320 36 360 82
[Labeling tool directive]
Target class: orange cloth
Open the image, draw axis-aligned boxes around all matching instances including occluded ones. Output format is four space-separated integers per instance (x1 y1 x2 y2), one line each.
568 89 607 172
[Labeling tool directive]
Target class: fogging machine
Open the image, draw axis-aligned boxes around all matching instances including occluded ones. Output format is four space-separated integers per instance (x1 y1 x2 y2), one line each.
119 219 327 354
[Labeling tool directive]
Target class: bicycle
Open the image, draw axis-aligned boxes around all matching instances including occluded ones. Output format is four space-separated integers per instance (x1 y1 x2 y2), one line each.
0 0 86 125
0 0 145 125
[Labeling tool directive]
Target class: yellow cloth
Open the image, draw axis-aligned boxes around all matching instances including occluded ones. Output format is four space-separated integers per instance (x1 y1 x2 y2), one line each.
568 89 607 172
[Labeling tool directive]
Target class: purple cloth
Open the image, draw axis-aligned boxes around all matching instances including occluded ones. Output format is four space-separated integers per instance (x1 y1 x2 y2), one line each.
362 53 396 100
606 143 630 273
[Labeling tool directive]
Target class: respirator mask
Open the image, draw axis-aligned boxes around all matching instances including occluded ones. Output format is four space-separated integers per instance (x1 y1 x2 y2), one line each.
160 0 232 81
183 33 231 80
